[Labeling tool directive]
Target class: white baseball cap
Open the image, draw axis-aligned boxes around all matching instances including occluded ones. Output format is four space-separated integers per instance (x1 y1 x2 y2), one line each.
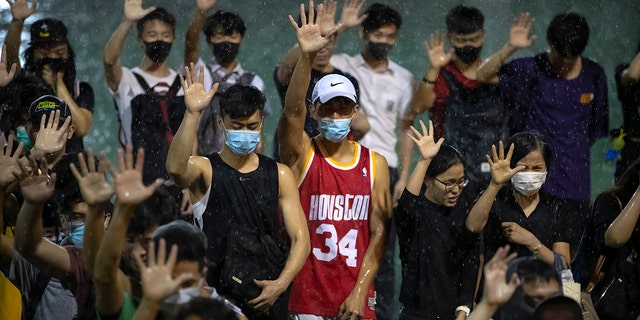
311 74 357 104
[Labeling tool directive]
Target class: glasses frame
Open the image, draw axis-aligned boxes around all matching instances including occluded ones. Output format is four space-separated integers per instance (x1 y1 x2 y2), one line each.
433 177 468 192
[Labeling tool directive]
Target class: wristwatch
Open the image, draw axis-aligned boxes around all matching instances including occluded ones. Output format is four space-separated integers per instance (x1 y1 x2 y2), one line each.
455 305 470 318
530 243 542 256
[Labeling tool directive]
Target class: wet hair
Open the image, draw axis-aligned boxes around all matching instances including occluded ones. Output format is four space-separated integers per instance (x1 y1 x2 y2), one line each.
546 13 590 57
509 257 559 284
0 74 53 133
204 10 246 41
136 7 176 37
126 186 179 241
177 297 238 320
608 157 640 195
446 5 484 35
152 220 208 271
361 3 402 33
533 296 584 320
23 45 76 75
219 84 265 119
507 131 553 169
425 144 465 179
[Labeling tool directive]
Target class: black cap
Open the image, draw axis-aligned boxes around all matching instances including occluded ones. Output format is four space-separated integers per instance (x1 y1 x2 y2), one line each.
29 19 68 46
28 95 70 122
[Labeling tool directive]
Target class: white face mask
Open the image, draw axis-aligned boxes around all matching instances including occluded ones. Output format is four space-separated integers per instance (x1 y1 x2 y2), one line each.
164 286 200 305
511 172 547 196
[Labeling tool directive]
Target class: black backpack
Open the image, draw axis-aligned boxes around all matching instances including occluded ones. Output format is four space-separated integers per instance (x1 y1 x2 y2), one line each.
196 69 255 156
130 73 185 184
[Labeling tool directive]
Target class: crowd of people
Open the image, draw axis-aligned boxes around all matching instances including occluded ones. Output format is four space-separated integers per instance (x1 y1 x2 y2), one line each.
0 0 639 319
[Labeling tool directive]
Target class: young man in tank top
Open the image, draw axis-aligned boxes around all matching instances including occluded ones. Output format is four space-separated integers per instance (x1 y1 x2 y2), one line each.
166 65 309 319
278 3 392 319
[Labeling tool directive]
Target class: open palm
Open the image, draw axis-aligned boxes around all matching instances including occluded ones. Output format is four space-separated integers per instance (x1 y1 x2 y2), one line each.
408 120 444 161
70 151 115 205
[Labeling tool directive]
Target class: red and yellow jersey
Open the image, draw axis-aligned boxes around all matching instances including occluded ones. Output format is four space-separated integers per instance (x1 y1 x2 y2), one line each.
289 139 377 318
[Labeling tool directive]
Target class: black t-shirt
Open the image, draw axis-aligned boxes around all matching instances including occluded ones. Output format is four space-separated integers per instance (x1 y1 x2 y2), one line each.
66 81 95 153
395 188 479 318
483 189 570 263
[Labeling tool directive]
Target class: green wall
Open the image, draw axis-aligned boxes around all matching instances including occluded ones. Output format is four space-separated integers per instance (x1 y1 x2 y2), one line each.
2 0 639 200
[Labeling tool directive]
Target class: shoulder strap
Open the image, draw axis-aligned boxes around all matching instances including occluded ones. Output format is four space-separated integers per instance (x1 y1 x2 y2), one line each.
238 72 256 86
26 271 52 319
168 74 182 96
132 72 151 91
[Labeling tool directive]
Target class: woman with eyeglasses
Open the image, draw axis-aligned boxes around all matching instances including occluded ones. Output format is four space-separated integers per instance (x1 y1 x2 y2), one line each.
395 120 480 320
466 131 571 269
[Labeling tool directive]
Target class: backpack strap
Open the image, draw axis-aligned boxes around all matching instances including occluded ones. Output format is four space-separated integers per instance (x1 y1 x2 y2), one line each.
132 72 151 92
25 271 51 319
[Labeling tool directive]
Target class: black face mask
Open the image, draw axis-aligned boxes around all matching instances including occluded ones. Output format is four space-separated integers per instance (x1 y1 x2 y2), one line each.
33 56 76 91
144 40 172 63
454 45 482 65
212 42 240 65
367 41 393 60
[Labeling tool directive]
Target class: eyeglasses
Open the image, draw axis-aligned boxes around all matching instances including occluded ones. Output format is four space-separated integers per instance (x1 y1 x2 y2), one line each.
433 177 468 192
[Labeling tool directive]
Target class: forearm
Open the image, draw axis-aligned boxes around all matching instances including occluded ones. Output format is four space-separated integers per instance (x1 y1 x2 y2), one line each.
103 20 132 90
466 183 501 232
184 10 207 66
397 122 414 183
284 53 314 118
166 112 200 185
410 68 439 114
276 45 302 85
132 298 161 320
57 84 93 136
406 159 429 196
83 204 106 276
276 233 309 289
0 192 14 258
94 204 134 283
621 52 640 84
14 201 45 255
350 229 386 301
605 186 640 247
5 19 24 70
467 300 500 320
477 44 518 82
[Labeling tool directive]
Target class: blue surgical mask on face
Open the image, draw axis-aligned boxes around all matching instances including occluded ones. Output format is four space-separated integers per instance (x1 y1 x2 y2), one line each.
16 126 32 152
225 129 260 155
69 223 84 247
318 117 352 142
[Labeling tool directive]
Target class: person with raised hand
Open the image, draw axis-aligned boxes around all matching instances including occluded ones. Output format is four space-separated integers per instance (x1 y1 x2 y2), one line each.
0 44 18 88
280 2 391 319
93 145 165 319
466 132 571 270
131 239 196 320
395 120 480 320
467 246 520 320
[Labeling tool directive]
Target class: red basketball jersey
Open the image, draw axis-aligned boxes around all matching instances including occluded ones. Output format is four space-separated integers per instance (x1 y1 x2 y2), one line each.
289 140 377 318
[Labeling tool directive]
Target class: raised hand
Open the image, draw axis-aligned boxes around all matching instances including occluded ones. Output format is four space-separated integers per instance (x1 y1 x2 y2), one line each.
481 245 520 307
107 145 164 206
196 0 216 12
134 239 196 303
509 13 537 48
124 0 156 22
32 110 72 155
289 1 336 54
16 156 56 203
339 0 367 30
0 44 18 88
6 0 37 21
0 135 23 189
408 120 444 161
486 141 525 186
319 0 338 36
426 32 453 69
70 150 115 206
180 64 218 114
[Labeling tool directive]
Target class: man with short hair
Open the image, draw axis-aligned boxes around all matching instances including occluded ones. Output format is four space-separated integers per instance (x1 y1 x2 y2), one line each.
476 12 609 279
279 3 392 318
412 5 508 191
184 0 271 156
167 66 309 319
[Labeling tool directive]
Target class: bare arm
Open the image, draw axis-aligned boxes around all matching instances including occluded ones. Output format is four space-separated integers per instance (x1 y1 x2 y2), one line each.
55 75 93 137
338 152 391 320
350 110 369 141
275 44 302 86
393 115 416 206
605 184 640 247
620 51 640 85
466 142 523 232
477 13 536 84
0 135 22 259
4 0 37 71
104 0 156 91
405 120 443 196
94 146 164 317
411 32 452 114
166 65 216 193
248 163 310 312
279 2 334 174
184 0 217 67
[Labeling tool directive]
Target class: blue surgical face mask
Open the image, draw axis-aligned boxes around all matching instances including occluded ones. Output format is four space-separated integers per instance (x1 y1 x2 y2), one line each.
16 126 32 152
69 223 84 247
225 129 260 155
318 117 352 142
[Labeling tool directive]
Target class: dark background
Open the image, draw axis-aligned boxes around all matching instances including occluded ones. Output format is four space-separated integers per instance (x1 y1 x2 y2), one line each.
2 0 638 199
